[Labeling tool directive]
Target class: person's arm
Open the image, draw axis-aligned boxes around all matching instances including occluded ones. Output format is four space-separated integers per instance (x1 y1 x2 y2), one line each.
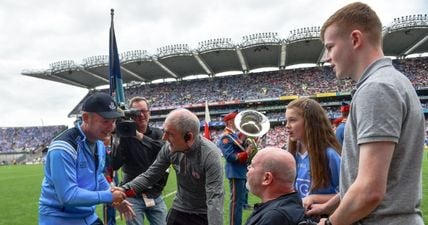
48 149 119 206
320 141 394 225
306 193 340 216
121 144 171 193
219 135 247 164
205 150 224 225
303 194 336 210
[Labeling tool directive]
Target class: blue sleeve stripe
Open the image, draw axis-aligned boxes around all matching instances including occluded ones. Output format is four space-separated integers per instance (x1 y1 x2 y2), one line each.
48 141 78 160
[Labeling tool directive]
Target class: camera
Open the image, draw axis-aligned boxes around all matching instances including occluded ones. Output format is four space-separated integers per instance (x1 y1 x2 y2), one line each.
115 108 142 137
123 108 142 117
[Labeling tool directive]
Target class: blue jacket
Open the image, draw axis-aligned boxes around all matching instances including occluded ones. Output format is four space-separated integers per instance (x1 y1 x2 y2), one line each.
39 124 112 225
217 128 248 179
335 121 346 146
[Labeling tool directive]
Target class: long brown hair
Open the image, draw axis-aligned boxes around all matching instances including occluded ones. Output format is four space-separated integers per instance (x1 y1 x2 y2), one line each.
287 97 341 190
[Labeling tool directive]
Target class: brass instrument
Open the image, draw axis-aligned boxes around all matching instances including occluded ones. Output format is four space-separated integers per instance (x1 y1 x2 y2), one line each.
234 110 270 162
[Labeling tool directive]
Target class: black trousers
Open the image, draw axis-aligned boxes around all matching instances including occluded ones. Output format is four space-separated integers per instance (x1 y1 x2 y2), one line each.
166 208 208 225
90 218 104 225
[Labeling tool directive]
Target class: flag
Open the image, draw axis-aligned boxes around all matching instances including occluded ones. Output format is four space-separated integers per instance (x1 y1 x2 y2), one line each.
109 9 125 105
204 100 212 140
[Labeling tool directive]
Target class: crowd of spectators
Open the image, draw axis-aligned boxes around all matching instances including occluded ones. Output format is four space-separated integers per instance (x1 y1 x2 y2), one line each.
0 125 67 153
393 57 428 89
125 66 355 109
122 57 427 110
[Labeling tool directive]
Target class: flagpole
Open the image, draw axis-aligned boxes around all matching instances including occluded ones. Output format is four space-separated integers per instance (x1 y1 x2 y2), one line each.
109 8 125 106
106 9 123 224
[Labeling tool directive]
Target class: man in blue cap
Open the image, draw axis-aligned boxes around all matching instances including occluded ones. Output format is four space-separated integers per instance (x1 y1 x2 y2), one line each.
39 92 135 225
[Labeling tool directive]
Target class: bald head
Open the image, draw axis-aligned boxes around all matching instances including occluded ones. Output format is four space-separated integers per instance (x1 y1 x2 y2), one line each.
165 108 200 136
256 147 296 185
247 147 296 201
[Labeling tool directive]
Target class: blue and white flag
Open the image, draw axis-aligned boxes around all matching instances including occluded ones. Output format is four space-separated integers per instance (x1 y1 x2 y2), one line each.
109 9 125 105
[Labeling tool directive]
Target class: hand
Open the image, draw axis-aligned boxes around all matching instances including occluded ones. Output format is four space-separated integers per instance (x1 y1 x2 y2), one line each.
318 218 327 225
113 199 136 221
135 131 144 141
303 195 314 210
306 203 328 217
111 188 126 205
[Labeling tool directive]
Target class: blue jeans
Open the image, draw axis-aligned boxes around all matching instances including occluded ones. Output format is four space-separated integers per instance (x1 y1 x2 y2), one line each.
126 195 167 225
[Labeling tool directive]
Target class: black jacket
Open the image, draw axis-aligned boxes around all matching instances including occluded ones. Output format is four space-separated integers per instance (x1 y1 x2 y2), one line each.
111 126 168 198
245 192 305 225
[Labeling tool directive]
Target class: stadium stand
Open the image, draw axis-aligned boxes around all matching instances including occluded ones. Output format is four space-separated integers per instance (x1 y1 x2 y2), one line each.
62 57 427 148
15 14 428 150
0 125 67 165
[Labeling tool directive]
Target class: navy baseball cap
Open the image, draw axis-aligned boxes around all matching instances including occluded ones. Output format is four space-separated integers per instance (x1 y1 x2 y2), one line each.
82 92 123 119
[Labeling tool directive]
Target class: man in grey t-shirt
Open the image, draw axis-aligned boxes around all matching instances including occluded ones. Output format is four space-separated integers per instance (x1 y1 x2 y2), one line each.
317 2 425 225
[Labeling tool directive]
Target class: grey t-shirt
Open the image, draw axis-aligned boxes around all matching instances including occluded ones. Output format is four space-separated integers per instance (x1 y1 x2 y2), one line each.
341 58 425 225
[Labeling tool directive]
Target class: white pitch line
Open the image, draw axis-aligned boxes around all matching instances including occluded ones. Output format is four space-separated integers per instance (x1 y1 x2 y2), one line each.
163 190 177 199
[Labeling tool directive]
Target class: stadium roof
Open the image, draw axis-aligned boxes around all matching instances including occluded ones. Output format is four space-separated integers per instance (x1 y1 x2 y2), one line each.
22 14 428 89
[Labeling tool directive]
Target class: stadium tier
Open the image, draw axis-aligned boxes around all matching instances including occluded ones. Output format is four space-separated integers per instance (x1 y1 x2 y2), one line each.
67 56 428 123
21 14 428 88
12 14 428 156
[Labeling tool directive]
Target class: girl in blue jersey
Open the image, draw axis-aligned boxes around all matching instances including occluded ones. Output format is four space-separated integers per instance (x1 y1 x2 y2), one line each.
285 97 341 218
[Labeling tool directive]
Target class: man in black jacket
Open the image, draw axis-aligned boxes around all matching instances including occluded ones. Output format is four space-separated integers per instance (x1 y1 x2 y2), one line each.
111 96 168 225
245 147 304 225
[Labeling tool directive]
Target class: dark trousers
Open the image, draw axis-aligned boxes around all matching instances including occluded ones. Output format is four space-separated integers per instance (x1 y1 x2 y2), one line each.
166 208 208 225
103 204 116 225
91 218 104 225
229 178 246 225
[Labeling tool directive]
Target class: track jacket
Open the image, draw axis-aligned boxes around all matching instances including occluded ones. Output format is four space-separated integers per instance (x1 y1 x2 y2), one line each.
39 124 112 225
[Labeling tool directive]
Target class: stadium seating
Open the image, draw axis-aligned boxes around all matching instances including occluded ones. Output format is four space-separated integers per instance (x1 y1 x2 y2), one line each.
3 57 427 155
0 125 66 153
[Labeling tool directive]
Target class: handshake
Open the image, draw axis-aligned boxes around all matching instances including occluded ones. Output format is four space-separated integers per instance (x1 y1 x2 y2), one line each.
110 187 137 221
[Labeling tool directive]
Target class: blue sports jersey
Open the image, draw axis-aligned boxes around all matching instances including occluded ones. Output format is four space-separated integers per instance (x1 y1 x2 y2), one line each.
294 147 340 198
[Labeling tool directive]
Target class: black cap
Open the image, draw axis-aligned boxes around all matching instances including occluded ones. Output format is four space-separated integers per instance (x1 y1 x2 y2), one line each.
82 92 123 119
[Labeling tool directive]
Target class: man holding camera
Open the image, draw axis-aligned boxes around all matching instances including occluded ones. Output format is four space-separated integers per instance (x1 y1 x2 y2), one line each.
111 96 169 225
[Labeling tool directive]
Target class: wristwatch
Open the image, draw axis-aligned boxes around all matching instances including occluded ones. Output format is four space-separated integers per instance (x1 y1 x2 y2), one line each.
324 217 333 225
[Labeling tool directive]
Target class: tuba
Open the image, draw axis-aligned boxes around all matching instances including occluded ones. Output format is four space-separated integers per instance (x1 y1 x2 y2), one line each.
234 110 270 162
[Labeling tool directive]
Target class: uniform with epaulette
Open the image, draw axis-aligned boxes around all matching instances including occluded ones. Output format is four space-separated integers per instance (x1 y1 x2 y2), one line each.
217 111 249 225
